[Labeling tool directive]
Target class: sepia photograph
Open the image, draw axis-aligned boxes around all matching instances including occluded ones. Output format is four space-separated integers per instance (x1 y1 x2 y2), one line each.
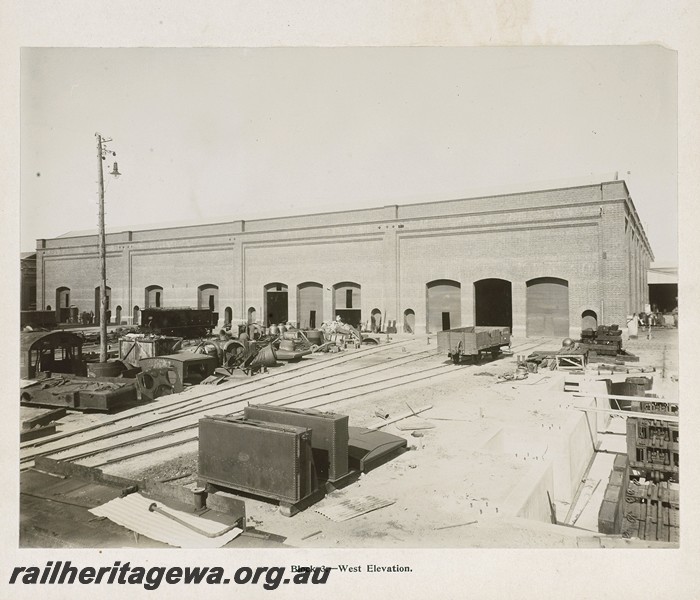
16 46 680 556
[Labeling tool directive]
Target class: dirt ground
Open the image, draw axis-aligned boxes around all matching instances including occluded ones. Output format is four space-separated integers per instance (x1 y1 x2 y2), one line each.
22 328 679 548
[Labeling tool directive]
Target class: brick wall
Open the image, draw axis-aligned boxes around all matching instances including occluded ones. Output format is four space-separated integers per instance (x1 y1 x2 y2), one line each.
37 180 652 335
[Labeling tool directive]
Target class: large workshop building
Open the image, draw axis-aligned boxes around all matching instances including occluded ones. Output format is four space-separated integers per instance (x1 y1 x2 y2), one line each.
34 179 653 338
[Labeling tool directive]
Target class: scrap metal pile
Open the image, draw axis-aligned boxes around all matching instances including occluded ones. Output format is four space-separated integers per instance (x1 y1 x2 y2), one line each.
598 386 679 543
525 324 639 374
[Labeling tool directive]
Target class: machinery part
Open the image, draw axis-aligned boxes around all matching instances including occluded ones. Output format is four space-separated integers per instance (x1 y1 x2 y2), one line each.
244 405 350 482
305 330 324 345
136 367 179 400
222 340 246 368
192 487 207 510
452 341 463 364
199 416 317 504
193 341 222 363
147 502 238 538
248 343 277 369
278 339 296 352
20 374 137 412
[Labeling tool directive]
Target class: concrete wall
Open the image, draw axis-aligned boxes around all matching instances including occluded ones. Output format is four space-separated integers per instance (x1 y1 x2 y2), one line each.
36 180 653 334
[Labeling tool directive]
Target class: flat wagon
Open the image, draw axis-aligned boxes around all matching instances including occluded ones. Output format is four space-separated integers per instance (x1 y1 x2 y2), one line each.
437 326 511 363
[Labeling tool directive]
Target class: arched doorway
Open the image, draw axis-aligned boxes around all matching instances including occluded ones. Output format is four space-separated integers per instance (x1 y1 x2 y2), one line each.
581 309 598 331
403 309 416 334
94 286 112 325
224 307 233 326
55 287 70 323
145 285 163 308
198 284 219 323
526 277 569 337
133 305 140 326
264 283 288 326
371 308 382 333
247 306 257 324
297 282 323 329
332 282 361 329
115 305 122 325
474 278 513 331
426 279 461 333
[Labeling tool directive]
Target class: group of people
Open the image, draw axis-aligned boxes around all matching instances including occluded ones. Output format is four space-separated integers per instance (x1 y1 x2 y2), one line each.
79 310 96 325
637 312 661 327
628 308 677 340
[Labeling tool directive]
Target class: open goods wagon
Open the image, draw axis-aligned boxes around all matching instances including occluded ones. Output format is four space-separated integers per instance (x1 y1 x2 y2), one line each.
437 326 511 363
138 307 214 338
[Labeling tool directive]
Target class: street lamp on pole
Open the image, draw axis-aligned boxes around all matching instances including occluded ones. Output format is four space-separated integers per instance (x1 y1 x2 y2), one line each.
95 133 120 364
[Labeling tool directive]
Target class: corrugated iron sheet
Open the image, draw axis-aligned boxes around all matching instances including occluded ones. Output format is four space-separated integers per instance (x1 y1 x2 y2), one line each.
314 495 394 522
89 493 242 548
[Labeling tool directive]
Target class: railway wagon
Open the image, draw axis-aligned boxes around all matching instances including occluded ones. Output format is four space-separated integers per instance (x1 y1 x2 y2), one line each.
138 307 214 338
21 310 58 330
437 326 511 363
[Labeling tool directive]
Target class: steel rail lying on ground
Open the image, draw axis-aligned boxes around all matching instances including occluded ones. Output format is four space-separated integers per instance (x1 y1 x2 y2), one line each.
25 337 549 471
21 336 420 451
21 345 433 466
85 362 467 469
41 351 438 464
21 338 426 461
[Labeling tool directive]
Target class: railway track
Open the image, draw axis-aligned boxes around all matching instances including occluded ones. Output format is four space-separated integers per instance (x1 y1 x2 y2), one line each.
34 349 437 465
21 336 422 453
21 338 429 466
22 336 552 472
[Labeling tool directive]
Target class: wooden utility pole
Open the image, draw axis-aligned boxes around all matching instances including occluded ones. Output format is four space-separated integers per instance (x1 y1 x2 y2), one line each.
96 133 108 363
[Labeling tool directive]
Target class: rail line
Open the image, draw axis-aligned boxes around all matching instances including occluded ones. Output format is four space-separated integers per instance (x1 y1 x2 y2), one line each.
84 360 466 468
21 341 434 466
35 350 438 464
21 336 423 452
23 336 552 471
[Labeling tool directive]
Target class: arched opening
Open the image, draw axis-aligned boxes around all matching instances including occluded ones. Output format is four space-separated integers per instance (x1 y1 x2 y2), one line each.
332 282 361 329
247 306 257 324
581 309 598 331
115 305 122 325
133 305 140 326
297 282 323 329
197 284 219 323
264 282 288 326
46 305 52 311
94 286 112 325
426 279 461 333
145 285 163 308
55 287 70 323
526 277 569 337
474 278 513 332
224 307 233 326
371 308 382 333
403 309 416 334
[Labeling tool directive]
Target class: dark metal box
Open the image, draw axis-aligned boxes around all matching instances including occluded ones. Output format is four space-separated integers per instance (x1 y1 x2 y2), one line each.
244 405 349 482
198 416 317 504
20 375 137 412
139 353 217 391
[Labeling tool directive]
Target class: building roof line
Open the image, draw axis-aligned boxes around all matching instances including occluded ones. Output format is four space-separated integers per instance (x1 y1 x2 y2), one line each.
46 179 646 245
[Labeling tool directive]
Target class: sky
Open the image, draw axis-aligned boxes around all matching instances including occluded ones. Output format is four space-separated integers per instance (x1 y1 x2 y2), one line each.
20 46 677 261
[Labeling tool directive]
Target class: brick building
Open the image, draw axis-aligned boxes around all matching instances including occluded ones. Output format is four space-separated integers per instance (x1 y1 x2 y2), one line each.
34 179 653 337
20 252 37 311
